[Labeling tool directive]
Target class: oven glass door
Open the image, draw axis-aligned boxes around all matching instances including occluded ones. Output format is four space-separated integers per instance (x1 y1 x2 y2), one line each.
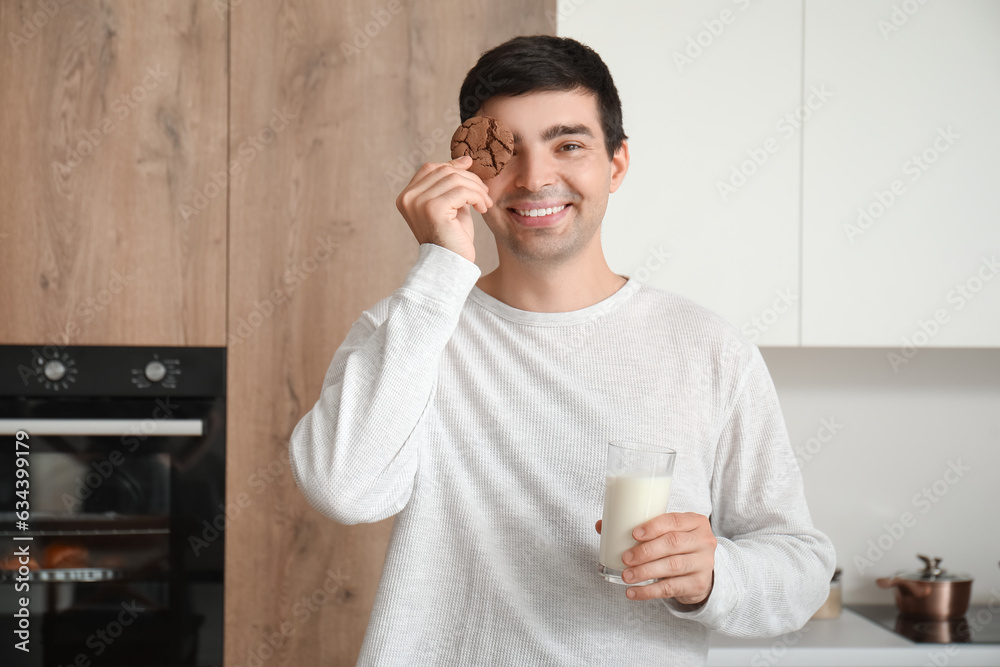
0 399 224 666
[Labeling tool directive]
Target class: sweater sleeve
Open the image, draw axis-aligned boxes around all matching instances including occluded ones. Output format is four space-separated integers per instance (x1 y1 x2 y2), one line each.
663 345 837 636
288 243 481 525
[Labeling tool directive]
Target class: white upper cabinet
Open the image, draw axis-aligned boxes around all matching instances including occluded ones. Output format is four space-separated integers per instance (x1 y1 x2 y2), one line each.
802 0 1000 347
560 0 999 348
560 0 804 345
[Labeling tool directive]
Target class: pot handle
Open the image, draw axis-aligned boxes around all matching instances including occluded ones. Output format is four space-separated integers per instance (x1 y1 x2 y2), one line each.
876 576 933 598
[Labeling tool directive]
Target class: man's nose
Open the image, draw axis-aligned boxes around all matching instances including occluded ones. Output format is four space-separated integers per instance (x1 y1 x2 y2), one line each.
511 148 557 192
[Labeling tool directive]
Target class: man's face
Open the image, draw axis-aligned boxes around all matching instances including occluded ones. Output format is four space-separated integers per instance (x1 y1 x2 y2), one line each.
477 89 629 266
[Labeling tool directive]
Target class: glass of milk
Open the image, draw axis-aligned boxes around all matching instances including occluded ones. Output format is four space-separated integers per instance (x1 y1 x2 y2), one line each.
598 441 676 585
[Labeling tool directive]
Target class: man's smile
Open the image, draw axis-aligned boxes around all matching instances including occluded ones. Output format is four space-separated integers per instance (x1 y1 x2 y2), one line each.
505 201 572 227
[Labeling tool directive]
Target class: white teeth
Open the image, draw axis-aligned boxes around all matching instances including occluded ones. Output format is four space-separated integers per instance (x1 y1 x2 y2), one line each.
514 204 566 217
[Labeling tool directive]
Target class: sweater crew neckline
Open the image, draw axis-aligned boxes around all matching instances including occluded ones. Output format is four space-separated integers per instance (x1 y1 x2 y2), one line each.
467 277 640 327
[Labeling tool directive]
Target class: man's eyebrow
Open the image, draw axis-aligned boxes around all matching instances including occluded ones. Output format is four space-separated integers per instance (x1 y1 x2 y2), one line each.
511 124 595 144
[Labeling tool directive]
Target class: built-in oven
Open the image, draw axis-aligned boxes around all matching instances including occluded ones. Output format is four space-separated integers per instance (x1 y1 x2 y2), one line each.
0 345 225 666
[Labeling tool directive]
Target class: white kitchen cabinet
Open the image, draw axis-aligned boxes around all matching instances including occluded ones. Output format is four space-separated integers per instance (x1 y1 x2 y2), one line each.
559 0 804 346
560 0 1000 349
801 0 1000 347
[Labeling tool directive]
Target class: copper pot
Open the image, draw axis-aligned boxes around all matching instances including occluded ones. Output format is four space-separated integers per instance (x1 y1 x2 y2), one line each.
877 555 972 621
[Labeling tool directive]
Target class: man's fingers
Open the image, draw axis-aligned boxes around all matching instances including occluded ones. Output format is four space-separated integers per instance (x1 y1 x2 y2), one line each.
428 157 490 199
394 157 487 263
622 529 689 566
447 167 493 208
624 572 709 603
411 155 469 180
419 174 492 213
398 167 490 216
406 163 489 199
406 158 490 203
421 182 491 217
416 186 482 224
611 513 716 605
621 553 692 585
633 512 706 541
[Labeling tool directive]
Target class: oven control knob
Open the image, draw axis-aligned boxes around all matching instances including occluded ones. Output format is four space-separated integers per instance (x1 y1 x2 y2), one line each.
44 360 67 381
144 361 167 383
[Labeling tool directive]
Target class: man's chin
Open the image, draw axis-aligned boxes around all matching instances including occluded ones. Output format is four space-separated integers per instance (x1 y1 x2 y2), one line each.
501 236 585 266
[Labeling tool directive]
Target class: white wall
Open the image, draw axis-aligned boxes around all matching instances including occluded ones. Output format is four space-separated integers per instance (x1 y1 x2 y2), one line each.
763 347 1000 604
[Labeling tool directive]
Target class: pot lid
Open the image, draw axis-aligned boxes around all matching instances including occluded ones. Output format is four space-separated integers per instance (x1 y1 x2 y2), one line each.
896 554 972 582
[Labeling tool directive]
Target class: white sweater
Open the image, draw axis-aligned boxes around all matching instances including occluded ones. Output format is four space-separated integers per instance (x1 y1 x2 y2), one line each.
289 243 836 666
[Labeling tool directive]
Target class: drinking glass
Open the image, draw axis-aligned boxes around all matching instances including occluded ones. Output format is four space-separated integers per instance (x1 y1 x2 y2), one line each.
598 440 676 585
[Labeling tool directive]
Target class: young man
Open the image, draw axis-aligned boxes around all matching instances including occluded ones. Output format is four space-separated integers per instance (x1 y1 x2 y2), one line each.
290 36 835 665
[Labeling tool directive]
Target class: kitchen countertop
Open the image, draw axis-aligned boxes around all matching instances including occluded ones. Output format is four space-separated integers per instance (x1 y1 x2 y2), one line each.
707 607 1000 666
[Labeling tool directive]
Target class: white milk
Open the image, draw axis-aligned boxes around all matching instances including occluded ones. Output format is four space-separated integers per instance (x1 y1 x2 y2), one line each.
599 474 672 571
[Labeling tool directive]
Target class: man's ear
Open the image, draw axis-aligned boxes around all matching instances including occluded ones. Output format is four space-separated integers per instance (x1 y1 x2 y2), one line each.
609 140 630 194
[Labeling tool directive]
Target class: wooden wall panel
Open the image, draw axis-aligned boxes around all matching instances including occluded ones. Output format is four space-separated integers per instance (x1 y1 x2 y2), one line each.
0 0 227 346
227 1 555 664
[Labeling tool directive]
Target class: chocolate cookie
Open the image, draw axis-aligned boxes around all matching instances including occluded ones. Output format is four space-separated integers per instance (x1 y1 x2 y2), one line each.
450 116 514 180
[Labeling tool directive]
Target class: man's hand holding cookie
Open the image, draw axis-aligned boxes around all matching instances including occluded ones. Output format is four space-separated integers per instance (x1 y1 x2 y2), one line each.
395 116 514 264
395 155 491 264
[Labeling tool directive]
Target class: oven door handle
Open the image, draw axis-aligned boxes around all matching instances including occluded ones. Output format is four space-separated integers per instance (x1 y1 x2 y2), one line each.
0 419 204 437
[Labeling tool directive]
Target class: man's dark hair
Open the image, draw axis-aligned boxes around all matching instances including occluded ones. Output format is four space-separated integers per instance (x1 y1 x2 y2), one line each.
458 35 627 159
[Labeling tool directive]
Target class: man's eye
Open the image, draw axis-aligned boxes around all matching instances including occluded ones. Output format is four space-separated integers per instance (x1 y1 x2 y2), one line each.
561 143 582 152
